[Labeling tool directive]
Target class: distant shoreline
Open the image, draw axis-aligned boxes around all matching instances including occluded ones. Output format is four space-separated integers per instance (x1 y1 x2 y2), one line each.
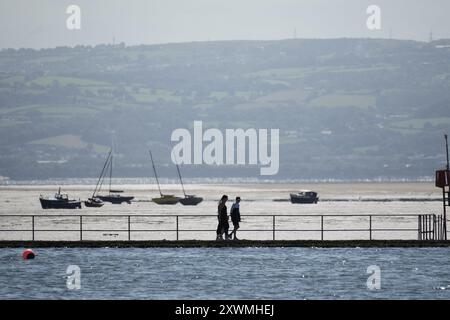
0 177 435 186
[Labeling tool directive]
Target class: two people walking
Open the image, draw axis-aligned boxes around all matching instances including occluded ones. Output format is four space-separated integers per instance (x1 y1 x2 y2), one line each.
216 195 241 240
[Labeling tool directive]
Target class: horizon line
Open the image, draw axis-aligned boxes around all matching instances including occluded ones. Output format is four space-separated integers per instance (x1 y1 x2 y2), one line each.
1 36 446 51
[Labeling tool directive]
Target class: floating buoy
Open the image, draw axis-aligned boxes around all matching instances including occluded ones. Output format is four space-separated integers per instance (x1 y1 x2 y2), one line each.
22 249 35 260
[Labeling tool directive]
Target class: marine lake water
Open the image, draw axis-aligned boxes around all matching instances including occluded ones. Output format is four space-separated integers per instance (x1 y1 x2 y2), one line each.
1 247 450 299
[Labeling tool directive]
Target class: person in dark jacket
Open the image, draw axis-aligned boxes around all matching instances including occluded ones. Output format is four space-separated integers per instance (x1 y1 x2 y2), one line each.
229 197 241 240
216 195 229 240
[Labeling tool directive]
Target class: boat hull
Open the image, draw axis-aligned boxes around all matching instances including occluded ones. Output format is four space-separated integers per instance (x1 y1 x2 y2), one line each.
39 198 82 209
97 195 134 204
179 196 203 206
290 194 319 204
152 195 180 205
84 201 104 208
84 198 104 207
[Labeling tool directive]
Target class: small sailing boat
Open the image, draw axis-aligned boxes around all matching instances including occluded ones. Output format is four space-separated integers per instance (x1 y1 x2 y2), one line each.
174 154 203 206
96 148 134 204
84 197 104 207
149 150 180 205
84 150 111 208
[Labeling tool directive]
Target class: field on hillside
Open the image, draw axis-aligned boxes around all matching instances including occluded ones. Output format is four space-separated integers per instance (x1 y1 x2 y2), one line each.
1 39 450 179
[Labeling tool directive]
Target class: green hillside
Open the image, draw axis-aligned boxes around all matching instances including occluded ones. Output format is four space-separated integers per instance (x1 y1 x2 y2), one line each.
1 39 450 180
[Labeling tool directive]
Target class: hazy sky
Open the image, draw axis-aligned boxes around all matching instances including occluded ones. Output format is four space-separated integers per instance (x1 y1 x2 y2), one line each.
1 0 450 49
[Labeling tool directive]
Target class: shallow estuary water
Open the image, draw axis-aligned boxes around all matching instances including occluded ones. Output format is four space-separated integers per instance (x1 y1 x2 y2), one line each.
0 182 443 241
0 182 448 299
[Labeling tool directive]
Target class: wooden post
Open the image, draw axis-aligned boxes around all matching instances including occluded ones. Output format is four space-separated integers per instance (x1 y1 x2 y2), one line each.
424 215 427 240
428 215 431 240
423 215 426 240
433 215 436 240
418 215 421 240
32 215 35 241
128 216 131 241
272 215 276 241
176 216 179 241
321 215 324 241
369 215 372 241
438 216 441 240
436 215 438 240
424 215 426 240
445 134 449 170
444 188 448 240
431 215 433 240
80 216 83 241
439 216 442 240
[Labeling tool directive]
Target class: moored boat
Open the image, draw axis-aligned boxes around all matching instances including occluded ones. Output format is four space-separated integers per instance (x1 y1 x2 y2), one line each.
39 188 82 209
179 194 204 206
84 197 104 208
152 194 181 205
95 148 134 204
97 192 134 204
174 154 203 206
149 149 180 205
290 190 319 204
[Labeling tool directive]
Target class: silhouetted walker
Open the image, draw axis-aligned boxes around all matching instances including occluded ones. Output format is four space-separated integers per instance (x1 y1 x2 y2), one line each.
229 197 241 240
216 195 229 240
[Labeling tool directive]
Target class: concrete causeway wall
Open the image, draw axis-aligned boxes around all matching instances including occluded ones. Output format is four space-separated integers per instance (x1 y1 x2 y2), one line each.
1 240 450 248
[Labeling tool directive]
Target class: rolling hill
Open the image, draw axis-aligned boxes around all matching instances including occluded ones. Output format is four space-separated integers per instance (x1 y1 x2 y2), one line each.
1 38 450 180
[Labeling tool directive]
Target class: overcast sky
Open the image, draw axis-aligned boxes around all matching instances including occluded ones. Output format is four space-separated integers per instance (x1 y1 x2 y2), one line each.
1 0 450 49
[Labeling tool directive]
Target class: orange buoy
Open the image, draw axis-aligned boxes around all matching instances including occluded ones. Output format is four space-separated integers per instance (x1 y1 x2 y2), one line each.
22 249 35 260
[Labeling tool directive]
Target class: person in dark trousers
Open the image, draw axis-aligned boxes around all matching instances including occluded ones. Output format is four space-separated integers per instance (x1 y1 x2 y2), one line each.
216 195 229 240
229 197 241 240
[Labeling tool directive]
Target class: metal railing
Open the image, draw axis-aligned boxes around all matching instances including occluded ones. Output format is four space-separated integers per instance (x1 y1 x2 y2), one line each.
418 214 447 240
0 213 446 241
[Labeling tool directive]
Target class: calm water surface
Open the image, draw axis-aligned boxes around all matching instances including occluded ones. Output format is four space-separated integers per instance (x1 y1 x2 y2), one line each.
0 182 443 241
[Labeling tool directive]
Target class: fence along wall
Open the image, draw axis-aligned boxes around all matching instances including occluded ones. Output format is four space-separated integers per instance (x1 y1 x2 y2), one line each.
0 214 446 241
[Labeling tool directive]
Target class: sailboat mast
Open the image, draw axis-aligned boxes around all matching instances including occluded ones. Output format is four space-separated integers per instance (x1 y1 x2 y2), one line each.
92 149 112 198
149 150 163 196
98 155 110 195
176 163 187 197
109 152 113 195
171 148 187 197
445 134 449 170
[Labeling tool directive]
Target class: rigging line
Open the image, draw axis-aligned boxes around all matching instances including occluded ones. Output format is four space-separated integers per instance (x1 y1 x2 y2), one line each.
149 149 163 196
109 152 113 194
98 153 111 195
172 150 186 197
109 133 116 194
92 149 112 198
